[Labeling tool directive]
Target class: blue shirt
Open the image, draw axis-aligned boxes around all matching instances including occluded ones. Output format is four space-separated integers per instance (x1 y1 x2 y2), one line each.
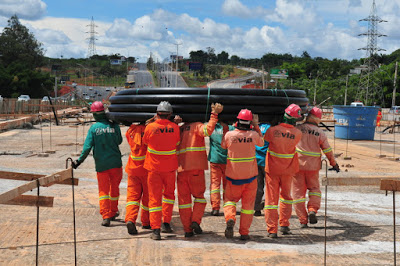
255 123 270 167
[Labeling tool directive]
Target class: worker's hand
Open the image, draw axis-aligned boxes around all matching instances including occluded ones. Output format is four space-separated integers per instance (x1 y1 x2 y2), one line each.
173 115 182 124
145 115 156 125
332 163 340 173
72 160 81 169
251 114 259 126
211 103 223 114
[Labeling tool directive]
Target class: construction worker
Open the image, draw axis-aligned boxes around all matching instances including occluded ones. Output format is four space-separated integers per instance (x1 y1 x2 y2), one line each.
143 101 180 240
208 121 235 216
124 122 150 235
264 104 302 238
221 109 264 240
377 109 382 127
72 101 123 227
254 122 270 216
293 107 340 227
176 103 223 237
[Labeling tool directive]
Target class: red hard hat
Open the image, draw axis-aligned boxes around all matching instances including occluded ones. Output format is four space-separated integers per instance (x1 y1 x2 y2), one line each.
237 109 253 121
91 101 104 112
285 104 302 118
310 107 322 119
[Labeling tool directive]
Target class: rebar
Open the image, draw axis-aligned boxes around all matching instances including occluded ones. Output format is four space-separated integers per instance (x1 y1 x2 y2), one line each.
38 115 43 153
36 179 40 266
393 190 396 266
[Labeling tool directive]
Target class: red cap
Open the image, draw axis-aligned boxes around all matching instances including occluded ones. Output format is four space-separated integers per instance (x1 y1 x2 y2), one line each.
310 107 322 119
237 109 253 121
285 104 302 118
91 101 104 112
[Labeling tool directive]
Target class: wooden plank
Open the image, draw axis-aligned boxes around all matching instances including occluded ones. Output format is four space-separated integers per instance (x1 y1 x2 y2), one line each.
4 195 54 207
0 171 44 181
322 177 400 186
380 180 400 191
0 168 73 204
0 170 77 186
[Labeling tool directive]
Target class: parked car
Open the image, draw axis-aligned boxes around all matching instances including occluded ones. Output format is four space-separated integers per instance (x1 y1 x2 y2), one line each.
350 101 364 107
17 95 31 102
106 88 111 91
42 96 49 102
84 95 90 100
390 106 400 114
0 95 3 102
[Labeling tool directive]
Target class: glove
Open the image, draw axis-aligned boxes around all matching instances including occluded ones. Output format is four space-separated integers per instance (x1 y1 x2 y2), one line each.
173 115 182 124
72 160 81 169
251 114 259 126
211 103 223 114
331 163 340 173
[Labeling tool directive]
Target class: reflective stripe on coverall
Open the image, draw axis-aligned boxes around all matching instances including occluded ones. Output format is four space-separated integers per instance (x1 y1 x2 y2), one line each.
143 119 180 230
177 113 218 232
221 126 264 236
264 123 302 233
97 167 123 219
292 122 336 224
124 124 149 226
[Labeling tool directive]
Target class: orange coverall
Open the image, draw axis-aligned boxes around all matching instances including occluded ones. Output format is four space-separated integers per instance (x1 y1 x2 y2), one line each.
177 113 218 233
221 127 264 236
377 110 382 127
97 168 123 219
124 124 149 227
143 119 180 230
264 123 302 234
293 123 336 225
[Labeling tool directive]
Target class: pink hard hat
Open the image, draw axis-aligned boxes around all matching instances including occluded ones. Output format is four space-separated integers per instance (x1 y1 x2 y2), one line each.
237 109 253 121
310 107 322 119
90 101 104 112
285 104 302 118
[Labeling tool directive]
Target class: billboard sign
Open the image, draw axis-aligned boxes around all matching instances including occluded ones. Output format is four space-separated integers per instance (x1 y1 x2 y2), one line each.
189 62 203 71
270 69 288 79
110 59 122 65
170 55 183 60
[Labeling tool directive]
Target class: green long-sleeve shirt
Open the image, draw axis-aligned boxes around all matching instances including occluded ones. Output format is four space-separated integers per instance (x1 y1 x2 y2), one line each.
78 115 123 172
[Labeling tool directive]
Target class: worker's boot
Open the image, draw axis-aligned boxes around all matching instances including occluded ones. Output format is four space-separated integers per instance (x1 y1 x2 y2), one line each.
127 221 138 235
161 222 173 233
111 211 120 221
309 211 318 224
280 226 291 235
190 222 203 234
211 209 219 216
184 231 194 238
101 218 111 227
268 233 278 238
142 225 151 230
224 219 235 239
151 229 161 240
240 235 250 241
300 223 309 229
254 210 262 216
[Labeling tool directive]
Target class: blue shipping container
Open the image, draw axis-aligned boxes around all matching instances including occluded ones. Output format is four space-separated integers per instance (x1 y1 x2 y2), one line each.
333 105 379 140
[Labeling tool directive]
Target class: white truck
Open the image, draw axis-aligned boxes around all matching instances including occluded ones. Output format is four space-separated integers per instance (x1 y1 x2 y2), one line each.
125 74 135 88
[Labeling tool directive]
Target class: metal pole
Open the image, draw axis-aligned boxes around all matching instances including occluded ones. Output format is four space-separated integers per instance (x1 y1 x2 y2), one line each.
344 74 348 105
39 115 44 153
393 191 397 266
36 179 40 266
323 159 328 266
66 158 77 266
262 65 265 90
392 61 398 108
49 116 52 150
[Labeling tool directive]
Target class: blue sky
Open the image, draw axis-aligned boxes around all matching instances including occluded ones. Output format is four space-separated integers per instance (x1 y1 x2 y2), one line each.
1 0 399 61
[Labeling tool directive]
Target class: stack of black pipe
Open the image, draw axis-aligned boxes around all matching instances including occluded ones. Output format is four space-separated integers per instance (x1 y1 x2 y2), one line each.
107 87 309 125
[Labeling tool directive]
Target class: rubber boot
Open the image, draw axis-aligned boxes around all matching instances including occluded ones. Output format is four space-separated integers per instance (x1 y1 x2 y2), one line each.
211 209 219 216
240 235 250 241
190 222 203 234
224 219 235 239
309 211 318 224
280 226 291 235
185 231 194 238
151 229 161 240
161 222 173 233
127 221 138 235
101 218 111 227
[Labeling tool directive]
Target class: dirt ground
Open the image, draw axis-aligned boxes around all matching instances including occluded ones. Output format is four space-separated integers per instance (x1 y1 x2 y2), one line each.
1 117 400 265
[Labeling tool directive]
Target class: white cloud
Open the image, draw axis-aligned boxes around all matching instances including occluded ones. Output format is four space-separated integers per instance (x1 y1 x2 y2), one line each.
0 0 46 20
222 0 252 18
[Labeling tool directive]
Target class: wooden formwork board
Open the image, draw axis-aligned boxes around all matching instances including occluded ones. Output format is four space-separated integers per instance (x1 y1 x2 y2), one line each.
0 170 78 186
0 168 73 205
380 179 400 191
4 195 54 207
322 177 400 186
